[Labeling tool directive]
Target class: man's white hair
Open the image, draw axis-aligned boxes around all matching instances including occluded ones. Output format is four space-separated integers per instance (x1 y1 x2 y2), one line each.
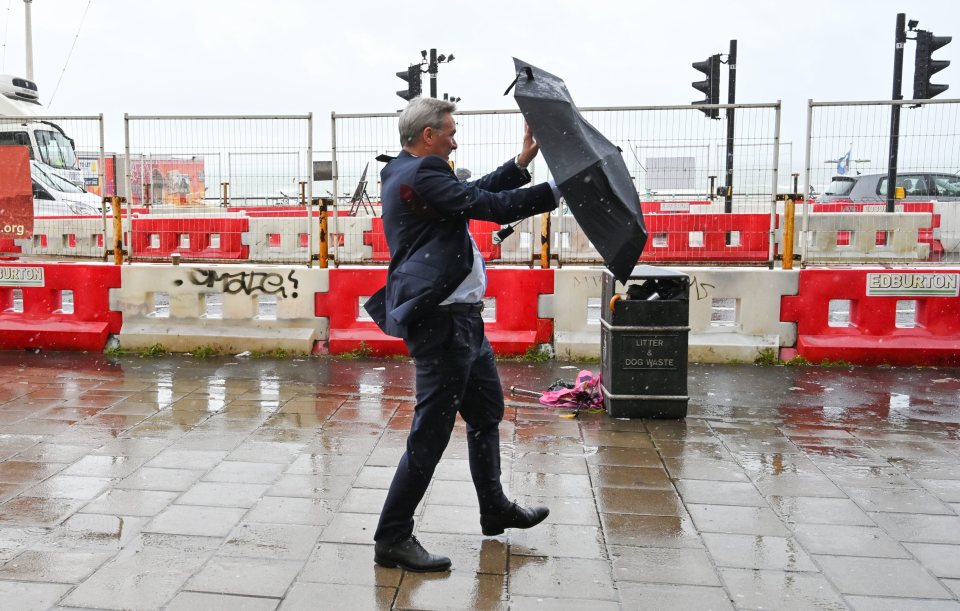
399 97 457 147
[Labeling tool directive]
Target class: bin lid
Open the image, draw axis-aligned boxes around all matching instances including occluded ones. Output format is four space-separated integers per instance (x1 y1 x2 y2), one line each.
603 265 689 281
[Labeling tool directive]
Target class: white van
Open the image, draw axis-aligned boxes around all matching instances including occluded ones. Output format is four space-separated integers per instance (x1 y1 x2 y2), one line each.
31 160 101 216
0 75 84 188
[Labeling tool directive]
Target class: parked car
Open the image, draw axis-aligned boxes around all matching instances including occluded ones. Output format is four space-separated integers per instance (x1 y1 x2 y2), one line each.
32 160 101 216
818 172 960 203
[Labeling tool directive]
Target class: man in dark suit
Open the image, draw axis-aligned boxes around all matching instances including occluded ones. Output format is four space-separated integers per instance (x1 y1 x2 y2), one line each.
365 97 557 572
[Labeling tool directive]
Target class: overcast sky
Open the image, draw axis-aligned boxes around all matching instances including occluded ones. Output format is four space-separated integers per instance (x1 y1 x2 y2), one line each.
2 0 958 171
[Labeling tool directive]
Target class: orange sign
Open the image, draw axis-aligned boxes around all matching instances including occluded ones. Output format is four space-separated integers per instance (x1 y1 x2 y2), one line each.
0 146 33 239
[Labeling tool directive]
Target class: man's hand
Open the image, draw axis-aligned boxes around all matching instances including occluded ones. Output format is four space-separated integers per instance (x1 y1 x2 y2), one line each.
517 123 539 168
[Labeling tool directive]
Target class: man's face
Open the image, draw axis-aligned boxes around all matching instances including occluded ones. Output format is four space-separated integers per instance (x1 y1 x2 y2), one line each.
424 113 457 159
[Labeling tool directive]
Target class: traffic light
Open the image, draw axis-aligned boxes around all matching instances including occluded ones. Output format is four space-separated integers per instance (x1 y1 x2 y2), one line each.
692 54 721 119
913 29 951 100
396 65 422 101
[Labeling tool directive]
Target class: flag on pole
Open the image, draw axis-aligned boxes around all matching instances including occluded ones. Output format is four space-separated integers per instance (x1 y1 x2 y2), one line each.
836 148 852 175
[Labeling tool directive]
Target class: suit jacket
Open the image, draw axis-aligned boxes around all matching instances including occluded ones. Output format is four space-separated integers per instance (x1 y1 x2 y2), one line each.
364 151 556 338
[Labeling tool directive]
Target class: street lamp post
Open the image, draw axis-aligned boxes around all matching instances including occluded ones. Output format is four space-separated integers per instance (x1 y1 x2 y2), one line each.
24 0 34 80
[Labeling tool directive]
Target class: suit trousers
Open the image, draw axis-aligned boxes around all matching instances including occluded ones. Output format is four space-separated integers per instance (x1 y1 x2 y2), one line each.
374 310 511 544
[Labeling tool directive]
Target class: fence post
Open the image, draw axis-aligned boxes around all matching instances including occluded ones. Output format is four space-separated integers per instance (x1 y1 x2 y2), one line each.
539 211 550 269
111 196 124 266
306 111 314 267
802 99 814 263
123 114 132 264
330 112 339 268
319 197 329 268
768 101 782 264
782 197 795 270
98 113 107 259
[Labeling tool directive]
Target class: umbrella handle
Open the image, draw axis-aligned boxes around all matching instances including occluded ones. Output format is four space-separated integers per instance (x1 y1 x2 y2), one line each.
494 224 517 244
509 385 542 399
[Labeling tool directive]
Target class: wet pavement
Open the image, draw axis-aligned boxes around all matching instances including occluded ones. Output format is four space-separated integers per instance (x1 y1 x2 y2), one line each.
1 352 959 610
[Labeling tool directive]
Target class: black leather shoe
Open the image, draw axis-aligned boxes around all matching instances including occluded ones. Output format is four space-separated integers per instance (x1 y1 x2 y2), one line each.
480 502 550 536
374 535 451 572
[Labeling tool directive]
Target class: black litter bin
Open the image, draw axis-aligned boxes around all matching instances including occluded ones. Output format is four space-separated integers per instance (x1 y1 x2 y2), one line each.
600 265 689 419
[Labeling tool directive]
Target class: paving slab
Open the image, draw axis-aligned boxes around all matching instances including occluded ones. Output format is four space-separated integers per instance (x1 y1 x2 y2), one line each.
1 354 959 609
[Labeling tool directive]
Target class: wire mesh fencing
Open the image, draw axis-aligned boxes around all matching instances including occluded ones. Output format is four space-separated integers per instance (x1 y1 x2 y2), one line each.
804 98 960 263
123 114 313 264
1 114 106 258
331 103 782 266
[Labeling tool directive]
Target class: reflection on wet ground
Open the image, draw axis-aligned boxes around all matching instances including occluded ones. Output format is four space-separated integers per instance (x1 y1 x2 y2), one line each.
1 353 959 609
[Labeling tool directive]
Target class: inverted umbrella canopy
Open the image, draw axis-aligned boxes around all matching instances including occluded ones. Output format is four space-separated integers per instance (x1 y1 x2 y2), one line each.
511 58 647 283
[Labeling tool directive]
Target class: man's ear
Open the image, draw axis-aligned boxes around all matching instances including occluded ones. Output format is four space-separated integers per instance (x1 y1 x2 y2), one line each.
421 126 433 145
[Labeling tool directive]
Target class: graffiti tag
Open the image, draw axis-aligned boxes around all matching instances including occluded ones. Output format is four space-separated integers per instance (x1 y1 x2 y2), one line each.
689 275 715 301
174 269 300 298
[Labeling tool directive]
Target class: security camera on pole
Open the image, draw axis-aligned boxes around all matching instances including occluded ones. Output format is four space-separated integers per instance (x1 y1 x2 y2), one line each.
396 49 455 101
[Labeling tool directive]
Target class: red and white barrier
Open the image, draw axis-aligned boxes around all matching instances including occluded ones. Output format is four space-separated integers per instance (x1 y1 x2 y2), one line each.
4 256 959 367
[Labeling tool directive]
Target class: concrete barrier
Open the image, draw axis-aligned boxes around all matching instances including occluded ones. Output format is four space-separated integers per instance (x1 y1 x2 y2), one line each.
493 217 539 264
789 212 932 262
245 217 317 263
550 266 799 363
684 267 799 363
552 267 605 358
15 217 111 258
333 216 373 264
111 263 327 353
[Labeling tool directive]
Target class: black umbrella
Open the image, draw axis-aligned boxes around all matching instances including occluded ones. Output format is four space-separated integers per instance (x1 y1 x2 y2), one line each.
510 58 647 283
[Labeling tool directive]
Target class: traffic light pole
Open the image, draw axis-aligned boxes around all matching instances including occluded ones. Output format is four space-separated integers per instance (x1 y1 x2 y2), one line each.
886 13 906 214
724 40 737 214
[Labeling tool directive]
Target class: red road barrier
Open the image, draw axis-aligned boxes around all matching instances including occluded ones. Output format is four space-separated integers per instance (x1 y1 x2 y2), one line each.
780 267 960 366
130 217 249 259
0 238 20 258
315 267 552 356
813 202 943 261
365 218 502 263
315 268 402 355
0 262 121 351
484 268 553 354
640 213 770 262
365 219 391 263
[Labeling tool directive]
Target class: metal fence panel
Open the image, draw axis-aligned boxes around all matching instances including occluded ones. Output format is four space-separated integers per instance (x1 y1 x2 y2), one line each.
1 114 106 258
804 98 960 264
331 103 781 265
124 115 313 264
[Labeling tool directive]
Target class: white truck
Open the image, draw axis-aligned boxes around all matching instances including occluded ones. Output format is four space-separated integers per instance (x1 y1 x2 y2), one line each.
0 74 84 188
